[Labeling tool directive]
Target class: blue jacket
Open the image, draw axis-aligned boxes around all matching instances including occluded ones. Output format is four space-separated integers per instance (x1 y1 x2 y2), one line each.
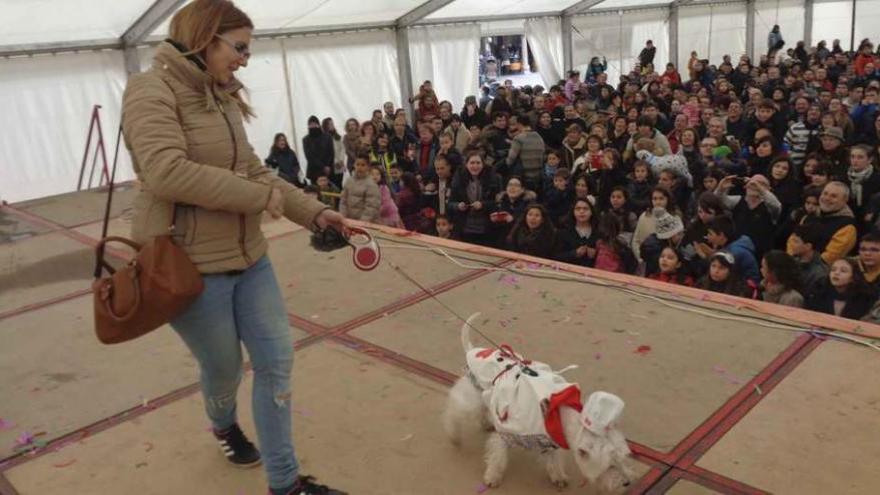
724 235 760 284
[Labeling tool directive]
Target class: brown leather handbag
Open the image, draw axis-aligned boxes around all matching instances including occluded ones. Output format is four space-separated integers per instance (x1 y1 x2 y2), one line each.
92 127 203 344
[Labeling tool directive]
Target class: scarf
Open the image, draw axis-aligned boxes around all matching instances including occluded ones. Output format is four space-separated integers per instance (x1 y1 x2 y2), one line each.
847 166 874 206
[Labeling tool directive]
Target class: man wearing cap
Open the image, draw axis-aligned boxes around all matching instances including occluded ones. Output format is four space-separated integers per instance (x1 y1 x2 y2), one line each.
787 181 857 264
302 115 335 183
816 126 848 179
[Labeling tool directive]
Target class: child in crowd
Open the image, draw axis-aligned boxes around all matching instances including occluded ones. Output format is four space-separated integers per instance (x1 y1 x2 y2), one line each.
626 160 654 214
396 172 423 231
695 252 752 297
543 150 563 191
593 214 637 274
649 246 694 286
434 214 455 240
544 168 574 226
759 250 804 307
339 155 381 223
371 165 402 228
315 175 340 210
805 258 876 320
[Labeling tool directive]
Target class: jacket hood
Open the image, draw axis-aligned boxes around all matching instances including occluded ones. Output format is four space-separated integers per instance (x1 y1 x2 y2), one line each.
728 235 756 254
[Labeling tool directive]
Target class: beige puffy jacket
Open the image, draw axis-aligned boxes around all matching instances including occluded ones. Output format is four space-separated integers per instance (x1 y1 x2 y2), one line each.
122 42 327 274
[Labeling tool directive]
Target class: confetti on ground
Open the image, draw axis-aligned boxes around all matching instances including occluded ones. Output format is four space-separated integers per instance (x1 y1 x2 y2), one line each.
0 418 15 431
398 434 413 441
476 483 489 493
754 385 763 395
634 345 652 355
497 274 520 287
143 442 154 452
712 366 744 385
293 408 313 417
628 313 648 319
592 339 604 345
14 432 35 447
612 328 625 333
52 459 77 468
594 353 602 360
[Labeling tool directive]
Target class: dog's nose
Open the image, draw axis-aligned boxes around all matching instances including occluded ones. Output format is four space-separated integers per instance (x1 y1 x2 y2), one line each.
623 481 631 487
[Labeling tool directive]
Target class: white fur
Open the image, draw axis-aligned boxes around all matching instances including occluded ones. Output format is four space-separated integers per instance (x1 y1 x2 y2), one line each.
444 313 637 492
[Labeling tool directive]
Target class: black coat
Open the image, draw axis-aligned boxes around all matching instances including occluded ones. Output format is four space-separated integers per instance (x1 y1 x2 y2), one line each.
448 169 501 236
555 224 597 266
265 147 302 186
302 132 335 181
805 281 876 320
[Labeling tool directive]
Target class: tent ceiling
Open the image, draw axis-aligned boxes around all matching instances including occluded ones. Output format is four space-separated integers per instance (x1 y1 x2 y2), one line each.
586 0 671 10
151 0 428 37
426 0 587 19
0 0 154 45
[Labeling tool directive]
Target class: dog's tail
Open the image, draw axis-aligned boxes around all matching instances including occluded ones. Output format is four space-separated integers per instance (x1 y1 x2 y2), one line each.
461 312 481 353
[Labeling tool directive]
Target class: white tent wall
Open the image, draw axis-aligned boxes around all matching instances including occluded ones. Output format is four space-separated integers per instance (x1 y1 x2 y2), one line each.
811 0 853 49
408 24 481 109
752 0 805 56
678 2 746 68
525 17 565 87
237 39 293 171
284 30 401 163
0 50 132 203
854 0 880 48
571 9 669 84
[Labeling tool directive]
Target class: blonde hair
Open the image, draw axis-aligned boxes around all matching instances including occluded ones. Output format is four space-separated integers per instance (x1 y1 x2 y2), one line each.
169 0 255 117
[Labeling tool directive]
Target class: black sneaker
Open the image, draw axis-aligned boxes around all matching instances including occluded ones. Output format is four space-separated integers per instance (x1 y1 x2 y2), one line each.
213 423 261 468
284 475 348 495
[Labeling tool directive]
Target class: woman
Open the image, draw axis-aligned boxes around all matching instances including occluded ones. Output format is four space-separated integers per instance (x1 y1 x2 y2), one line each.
846 145 880 227
121 2 347 494
449 152 500 245
322 117 345 188
555 198 598 266
265 133 303 187
806 258 876 320
760 250 804 307
342 118 361 169
506 204 557 258
395 172 423 231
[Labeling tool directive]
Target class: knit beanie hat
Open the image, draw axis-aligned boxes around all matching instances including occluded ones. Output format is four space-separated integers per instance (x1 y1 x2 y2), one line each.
653 207 684 240
308 115 320 125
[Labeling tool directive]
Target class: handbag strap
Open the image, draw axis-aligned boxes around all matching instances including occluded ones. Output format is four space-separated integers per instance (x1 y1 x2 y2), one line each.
94 125 125 279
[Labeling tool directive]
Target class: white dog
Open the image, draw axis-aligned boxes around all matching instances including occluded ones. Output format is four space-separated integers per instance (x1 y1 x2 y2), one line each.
443 313 636 492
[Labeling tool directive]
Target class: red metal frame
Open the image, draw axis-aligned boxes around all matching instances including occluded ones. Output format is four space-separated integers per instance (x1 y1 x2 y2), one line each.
76 105 110 191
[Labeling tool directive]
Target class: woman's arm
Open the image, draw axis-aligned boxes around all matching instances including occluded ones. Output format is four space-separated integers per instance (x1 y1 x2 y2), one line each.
122 75 271 214
246 147 328 227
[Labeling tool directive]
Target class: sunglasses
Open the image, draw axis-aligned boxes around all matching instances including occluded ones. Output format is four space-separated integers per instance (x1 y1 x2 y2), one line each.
215 34 250 59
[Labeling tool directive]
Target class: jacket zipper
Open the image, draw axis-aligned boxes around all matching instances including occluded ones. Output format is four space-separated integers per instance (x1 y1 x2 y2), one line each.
215 90 252 265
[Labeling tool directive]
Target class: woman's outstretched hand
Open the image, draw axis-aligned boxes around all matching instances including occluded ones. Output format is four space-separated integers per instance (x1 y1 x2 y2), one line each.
315 209 348 233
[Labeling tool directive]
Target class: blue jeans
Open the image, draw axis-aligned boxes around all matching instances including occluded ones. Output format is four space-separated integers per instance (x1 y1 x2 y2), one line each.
170 256 298 491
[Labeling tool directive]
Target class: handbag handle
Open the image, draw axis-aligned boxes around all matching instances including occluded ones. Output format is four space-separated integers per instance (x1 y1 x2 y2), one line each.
94 236 143 275
97 267 142 322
